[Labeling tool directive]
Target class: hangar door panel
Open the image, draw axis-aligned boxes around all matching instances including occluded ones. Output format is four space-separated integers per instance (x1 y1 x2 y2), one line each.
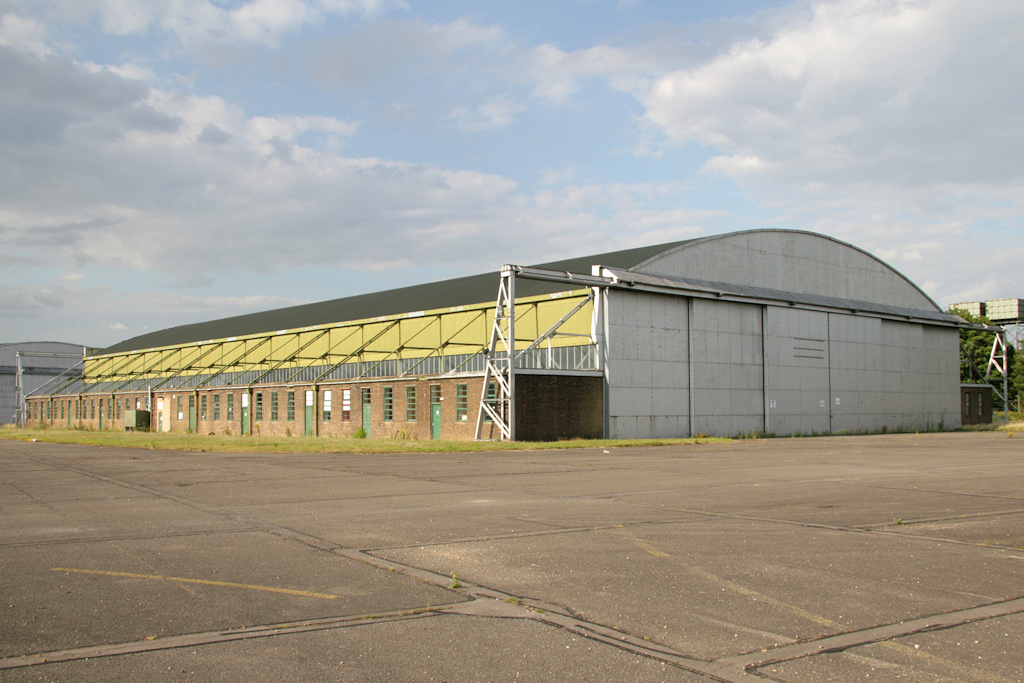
690 299 764 437
766 308 830 436
605 291 690 439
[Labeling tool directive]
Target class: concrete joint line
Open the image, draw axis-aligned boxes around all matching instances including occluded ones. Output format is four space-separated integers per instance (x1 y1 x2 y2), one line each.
16 452 348 554
346 548 759 682
346 547 1024 682
720 595 1024 670
853 508 1024 530
0 608 452 670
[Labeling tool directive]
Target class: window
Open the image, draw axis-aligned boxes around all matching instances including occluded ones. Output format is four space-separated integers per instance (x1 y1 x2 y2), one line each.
430 384 441 405
176 395 183 420
341 389 351 421
255 392 263 421
227 394 234 421
124 397 131 417
60 401 65 421
323 390 332 422
406 385 417 422
188 394 195 420
91 398 96 420
456 384 468 421
115 398 121 420
201 395 208 421
213 394 221 421
270 391 278 421
287 391 295 421
383 387 393 422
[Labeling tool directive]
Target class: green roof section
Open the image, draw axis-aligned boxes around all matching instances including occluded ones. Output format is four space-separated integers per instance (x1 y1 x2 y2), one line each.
100 240 694 355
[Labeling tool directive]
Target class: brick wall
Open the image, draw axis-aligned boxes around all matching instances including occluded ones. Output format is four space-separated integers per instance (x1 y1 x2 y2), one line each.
516 374 604 441
25 373 599 441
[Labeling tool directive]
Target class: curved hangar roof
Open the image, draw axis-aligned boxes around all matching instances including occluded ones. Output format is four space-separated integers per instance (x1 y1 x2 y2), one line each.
102 230 950 355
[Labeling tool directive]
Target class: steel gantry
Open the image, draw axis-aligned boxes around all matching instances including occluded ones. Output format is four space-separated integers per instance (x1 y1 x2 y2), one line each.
475 265 611 441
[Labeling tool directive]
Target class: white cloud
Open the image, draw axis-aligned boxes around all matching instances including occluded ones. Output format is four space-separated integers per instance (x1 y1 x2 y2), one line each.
638 0 1024 190
0 278 308 345
595 0 1024 304
524 42 650 102
0 10 50 55
309 17 505 96
0 42 704 299
448 94 522 132
6 0 1021 346
37 0 403 47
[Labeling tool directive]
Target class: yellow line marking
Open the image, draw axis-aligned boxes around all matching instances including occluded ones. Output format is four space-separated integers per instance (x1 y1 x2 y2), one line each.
686 565 842 629
630 538 671 558
51 568 339 600
606 530 1006 679
688 566 1012 680
878 641 1016 683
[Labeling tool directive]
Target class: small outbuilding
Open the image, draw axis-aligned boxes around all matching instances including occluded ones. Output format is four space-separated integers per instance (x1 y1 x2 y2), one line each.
960 383 994 426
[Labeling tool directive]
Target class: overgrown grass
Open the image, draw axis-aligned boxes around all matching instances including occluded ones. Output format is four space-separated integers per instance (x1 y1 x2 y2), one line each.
960 411 1023 432
0 427 730 454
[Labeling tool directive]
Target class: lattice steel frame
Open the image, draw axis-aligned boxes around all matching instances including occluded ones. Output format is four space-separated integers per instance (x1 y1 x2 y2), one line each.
475 265 609 441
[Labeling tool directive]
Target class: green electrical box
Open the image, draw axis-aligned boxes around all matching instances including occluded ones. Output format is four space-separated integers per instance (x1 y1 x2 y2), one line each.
124 409 151 431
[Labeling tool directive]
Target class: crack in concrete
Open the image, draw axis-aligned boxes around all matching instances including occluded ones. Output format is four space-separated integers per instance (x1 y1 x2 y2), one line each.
0 608 451 670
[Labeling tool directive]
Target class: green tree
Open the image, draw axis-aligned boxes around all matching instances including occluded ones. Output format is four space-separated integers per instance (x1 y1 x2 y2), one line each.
1010 342 1023 413
950 308 1020 413
949 308 996 383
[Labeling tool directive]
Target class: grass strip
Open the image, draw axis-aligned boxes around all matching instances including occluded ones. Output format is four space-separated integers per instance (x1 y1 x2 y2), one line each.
0 427 729 454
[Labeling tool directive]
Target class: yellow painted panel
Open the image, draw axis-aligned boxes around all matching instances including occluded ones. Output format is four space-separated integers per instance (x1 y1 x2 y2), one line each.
80 290 594 384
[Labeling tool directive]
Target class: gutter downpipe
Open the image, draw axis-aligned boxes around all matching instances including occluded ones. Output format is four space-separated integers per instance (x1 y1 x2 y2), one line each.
15 352 24 426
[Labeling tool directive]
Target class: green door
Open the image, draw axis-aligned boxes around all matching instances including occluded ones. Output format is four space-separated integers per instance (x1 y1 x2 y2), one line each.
361 403 372 438
241 393 249 435
98 400 104 430
304 390 314 436
430 403 442 440
188 395 196 432
361 388 371 438
67 401 72 428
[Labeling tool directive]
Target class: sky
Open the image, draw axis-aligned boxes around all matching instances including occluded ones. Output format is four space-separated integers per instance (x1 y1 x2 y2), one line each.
2 0 1023 349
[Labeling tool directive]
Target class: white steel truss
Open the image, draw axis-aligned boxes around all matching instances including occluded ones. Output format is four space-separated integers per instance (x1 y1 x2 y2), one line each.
476 267 516 440
986 330 1011 423
475 265 610 441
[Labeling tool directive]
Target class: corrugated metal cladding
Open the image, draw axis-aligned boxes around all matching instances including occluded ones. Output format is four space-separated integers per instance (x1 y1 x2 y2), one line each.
601 230 961 438
29 229 964 439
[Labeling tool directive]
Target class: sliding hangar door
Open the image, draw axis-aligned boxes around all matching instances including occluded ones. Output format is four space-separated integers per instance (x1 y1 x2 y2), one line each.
601 231 960 439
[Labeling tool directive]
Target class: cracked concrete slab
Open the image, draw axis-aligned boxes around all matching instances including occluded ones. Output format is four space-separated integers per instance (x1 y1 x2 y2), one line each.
2 431 1023 681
